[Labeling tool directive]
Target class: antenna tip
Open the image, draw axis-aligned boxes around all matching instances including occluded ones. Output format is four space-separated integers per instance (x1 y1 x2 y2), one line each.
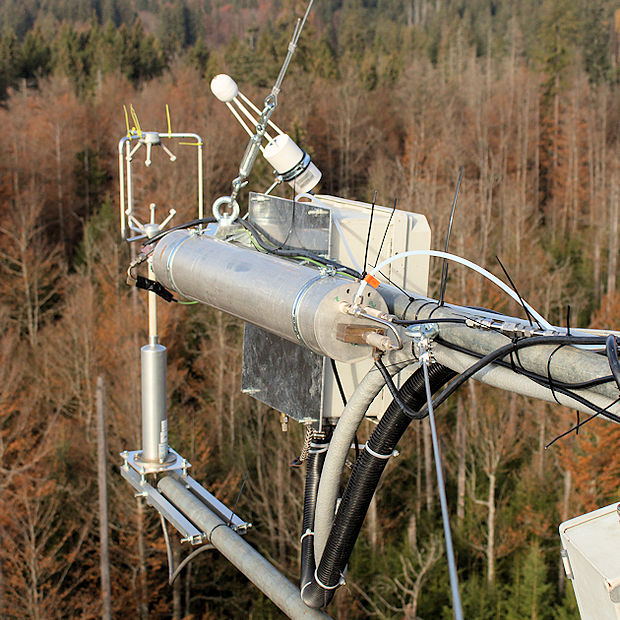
210 74 238 102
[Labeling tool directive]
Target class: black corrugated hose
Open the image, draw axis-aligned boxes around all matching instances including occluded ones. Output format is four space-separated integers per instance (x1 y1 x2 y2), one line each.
300 430 332 589
301 363 455 609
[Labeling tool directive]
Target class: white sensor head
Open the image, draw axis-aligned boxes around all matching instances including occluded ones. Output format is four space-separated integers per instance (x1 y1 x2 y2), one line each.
264 134 322 193
210 74 239 102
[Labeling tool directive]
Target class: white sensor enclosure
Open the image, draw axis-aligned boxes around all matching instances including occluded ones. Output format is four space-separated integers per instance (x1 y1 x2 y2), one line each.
264 134 322 193
210 74 239 103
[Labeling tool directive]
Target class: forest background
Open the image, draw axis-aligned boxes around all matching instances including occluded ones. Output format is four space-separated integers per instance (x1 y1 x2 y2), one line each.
1 0 620 618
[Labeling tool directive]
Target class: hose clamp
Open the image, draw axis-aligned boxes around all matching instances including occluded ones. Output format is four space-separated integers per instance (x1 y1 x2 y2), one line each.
291 275 324 349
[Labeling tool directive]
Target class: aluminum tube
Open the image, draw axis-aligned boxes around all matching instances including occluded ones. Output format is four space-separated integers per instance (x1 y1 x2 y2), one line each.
158 476 332 620
314 347 414 563
152 230 387 363
141 344 168 462
379 287 620 404
430 343 620 418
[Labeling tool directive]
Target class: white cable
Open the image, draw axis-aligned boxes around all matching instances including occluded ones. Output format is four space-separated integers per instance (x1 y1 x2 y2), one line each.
355 250 552 330
295 193 364 274
238 92 284 135
232 98 274 142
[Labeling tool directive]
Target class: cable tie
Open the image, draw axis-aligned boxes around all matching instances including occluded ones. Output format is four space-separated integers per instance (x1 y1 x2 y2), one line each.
309 446 329 454
364 442 393 460
310 442 330 449
300 529 314 542
314 569 345 590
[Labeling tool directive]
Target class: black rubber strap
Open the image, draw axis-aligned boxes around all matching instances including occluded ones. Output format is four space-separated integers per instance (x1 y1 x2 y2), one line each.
135 276 177 303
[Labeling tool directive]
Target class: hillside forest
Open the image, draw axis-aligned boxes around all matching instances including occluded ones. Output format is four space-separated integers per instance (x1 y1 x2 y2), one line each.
2 0 620 618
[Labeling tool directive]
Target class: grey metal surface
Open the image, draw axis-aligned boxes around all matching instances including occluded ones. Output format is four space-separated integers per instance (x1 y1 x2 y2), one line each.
152 229 387 362
141 343 169 462
380 285 620 406
249 192 330 255
121 465 207 544
158 476 332 620
242 324 325 426
430 342 620 418
168 471 250 534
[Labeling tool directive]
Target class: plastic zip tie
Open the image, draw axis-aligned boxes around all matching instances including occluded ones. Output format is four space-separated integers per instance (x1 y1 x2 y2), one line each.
364 442 393 460
314 568 345 590
309 446 329 454
300 529 314 542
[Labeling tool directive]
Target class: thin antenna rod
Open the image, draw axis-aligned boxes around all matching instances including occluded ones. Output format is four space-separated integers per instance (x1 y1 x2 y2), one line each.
363 191 378 275
374 198 397 267
495 255 540 329
438 166 464 306
228 470 250 527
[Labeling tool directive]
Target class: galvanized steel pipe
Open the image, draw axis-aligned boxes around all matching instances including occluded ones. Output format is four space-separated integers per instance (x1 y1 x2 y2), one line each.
158 476 332 620
152 230 387 362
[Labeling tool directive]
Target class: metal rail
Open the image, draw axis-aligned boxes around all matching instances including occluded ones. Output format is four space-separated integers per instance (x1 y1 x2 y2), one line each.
158 476 332 620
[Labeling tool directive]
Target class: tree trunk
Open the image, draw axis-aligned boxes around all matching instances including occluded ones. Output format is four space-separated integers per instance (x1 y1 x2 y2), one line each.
137 498 148 620
487 470 496 586
423 418 433 513
172 537 181 620
456 395 466 527
367 495 378 556
96 376 112 620
216 313 225 451
608 174 619 296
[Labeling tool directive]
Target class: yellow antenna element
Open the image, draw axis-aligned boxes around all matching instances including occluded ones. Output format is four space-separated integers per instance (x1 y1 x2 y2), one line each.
130 105 143 137
123 105 131 137
179 141 203 146
166 104 172 138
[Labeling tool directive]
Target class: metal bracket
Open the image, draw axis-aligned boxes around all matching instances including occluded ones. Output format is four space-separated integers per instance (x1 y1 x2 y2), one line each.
406 323 439 364
120 450 251 544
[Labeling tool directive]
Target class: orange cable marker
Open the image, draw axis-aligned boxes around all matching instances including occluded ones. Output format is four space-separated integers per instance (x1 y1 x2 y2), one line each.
364 274 381 289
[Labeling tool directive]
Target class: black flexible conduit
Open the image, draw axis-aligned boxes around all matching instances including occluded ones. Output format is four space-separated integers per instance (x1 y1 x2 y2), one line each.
300 431 332 589
301 363 455 608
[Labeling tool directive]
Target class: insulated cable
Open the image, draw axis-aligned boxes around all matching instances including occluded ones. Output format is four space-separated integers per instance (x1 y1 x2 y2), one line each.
141 216 218 247
421 357 464 620
416 335 613 419
237 218 362 278
354 249 551 329
606 334 620 392
438 339 616 391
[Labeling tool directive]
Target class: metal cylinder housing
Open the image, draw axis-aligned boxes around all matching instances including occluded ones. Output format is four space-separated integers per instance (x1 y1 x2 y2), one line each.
140 343 168 462
152 230 388 362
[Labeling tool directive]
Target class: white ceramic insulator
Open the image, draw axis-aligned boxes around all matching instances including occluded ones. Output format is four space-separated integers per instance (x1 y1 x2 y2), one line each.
210 74 239 102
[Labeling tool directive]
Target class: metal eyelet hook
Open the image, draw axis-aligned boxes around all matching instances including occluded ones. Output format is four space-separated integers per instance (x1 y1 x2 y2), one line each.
213 195 240 224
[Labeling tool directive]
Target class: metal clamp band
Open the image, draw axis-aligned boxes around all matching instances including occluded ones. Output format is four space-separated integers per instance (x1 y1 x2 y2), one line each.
165 234 192 294
280 151 311 182
291 275 324 348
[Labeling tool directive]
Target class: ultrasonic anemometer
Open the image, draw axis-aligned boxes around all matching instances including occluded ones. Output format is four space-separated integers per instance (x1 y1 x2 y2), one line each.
116 3 620 619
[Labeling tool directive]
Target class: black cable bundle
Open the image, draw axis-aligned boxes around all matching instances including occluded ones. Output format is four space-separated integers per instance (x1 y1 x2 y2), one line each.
301 363 455 608
300 431 332 589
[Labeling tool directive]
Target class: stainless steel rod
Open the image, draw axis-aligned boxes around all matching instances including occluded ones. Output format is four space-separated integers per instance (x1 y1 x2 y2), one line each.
158 476 332 620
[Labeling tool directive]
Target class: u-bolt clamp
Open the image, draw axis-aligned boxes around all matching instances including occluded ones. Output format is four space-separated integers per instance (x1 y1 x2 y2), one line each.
406 323 439 364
